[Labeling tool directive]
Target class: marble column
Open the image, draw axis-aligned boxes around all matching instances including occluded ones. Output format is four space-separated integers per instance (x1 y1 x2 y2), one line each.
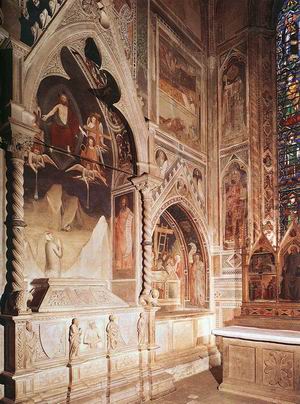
2 136 32 315
131 173 162 306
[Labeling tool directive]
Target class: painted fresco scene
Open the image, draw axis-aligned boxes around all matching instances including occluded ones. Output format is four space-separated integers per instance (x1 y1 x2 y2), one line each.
113 192 135 279
159 29 200 150
279 244 300 301
223 161 247 249
23 38 135 282
152 204 206 308
248 250 277 301
221 56 247 147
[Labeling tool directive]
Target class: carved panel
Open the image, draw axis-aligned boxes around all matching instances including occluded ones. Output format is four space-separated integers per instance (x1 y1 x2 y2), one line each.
263 350 293 390
228 345 255 382
39 323 66 359
173 321 194 351
35 368 68 390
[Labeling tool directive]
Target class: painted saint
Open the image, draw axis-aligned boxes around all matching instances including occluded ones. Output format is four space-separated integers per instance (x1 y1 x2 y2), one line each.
280 246 300 300
155 149 169 177
176 178 188 196
114 195 134 271
193 168 205 203
223 163 247 248
42 93 79 152
222 62 246 138
190 253 205 306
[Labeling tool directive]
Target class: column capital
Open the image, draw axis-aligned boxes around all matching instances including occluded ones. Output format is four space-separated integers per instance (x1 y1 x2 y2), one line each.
5 102 40 159
10 38 30 59
8 135 34 160
130 173 162 196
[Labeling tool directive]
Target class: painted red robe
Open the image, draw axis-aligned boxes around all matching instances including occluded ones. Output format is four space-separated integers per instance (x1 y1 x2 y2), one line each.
50 108 79 151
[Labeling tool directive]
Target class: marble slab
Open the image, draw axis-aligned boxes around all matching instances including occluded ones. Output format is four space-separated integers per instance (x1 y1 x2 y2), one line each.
212 325 300 345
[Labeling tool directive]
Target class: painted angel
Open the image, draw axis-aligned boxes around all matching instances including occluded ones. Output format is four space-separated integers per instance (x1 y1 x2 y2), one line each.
66 162 107 209
79 114 109 165
27 151 58 200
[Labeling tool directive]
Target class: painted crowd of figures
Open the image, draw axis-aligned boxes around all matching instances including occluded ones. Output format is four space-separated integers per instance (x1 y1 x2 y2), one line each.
152 217 205 307
31 92 109 190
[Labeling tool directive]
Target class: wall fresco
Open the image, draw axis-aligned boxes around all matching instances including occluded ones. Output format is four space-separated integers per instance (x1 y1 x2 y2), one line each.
159 0 205 43
152 205 206 307
158 29 200 150
23 38 135 282
221 56 247 148
248 251 276 301
223 161 248 249
280 245 300 301
113 192 135 279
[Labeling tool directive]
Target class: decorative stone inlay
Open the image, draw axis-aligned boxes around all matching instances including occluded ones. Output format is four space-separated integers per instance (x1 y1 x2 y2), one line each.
263 350 293 389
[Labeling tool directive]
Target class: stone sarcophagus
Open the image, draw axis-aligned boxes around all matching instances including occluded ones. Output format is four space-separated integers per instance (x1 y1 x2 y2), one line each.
0 278 174 403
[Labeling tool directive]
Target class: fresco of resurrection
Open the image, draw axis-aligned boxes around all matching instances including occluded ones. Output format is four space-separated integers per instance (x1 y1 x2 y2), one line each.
23 38 135 282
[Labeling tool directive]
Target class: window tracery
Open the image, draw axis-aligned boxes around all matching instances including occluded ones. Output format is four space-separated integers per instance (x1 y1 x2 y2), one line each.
277 0 300 235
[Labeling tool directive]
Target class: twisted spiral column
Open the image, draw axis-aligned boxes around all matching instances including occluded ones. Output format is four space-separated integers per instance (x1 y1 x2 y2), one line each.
3 150 29 315
140 187 153 298
11 157 25 293
131 173 162 306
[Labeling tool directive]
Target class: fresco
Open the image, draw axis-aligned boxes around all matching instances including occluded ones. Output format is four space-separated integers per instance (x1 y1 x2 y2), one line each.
23 38 135 282
223 161 247 249
168 204 206 306
192 168 205 204
216 0 248 44
280 245 300 301
159 0 204 42
20 0 66 46
155 149 169 178
113 192 134 279
248 251 276 301
158 29 200 150
221 56 247 147
152 205 205 307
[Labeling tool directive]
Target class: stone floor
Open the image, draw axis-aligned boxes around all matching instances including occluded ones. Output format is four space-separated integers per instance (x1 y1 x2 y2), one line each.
150 367 267 404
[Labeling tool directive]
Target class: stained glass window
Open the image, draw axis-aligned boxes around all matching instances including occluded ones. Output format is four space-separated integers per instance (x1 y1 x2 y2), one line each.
277 0 300 236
